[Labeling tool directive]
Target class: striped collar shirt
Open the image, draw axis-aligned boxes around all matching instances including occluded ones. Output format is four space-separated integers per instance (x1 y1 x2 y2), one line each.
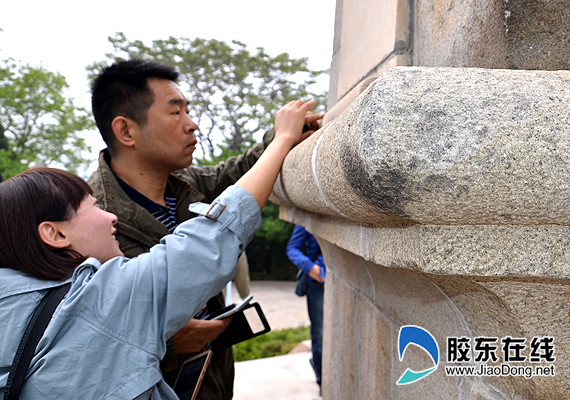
114 174 179 233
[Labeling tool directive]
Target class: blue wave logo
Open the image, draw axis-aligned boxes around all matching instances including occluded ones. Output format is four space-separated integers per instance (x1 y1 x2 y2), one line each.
397 325 440 385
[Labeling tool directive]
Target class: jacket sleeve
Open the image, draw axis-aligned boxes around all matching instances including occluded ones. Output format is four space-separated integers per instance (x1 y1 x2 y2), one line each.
286 225 316 275
180 128 275 203
316 254 326 280
67 185 262 357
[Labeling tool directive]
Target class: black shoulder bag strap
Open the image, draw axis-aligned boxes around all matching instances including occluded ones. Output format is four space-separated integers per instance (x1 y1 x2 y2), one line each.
4 283 71 400
312 249 322 263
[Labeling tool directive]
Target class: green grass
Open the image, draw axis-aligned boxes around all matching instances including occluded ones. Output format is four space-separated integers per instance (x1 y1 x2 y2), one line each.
233 325 310 362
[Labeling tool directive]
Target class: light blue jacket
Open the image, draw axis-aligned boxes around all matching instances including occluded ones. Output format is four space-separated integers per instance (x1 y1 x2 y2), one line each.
0 185 261 399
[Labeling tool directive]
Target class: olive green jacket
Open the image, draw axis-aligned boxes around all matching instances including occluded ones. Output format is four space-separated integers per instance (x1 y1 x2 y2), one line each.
87 130 273 400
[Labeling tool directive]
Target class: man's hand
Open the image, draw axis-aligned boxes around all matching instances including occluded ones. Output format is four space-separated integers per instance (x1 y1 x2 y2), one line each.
173 317 232 354
309 264 324 283
304 111 325 134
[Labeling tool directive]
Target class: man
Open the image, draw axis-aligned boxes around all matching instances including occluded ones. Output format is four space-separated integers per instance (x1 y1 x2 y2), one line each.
286 225 325 392
88 59 322 399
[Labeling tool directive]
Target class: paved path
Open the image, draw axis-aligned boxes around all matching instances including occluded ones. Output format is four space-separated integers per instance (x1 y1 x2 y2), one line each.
229 280 310 330
228 281 321 400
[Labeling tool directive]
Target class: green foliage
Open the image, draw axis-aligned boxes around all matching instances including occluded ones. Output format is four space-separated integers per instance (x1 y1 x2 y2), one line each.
87 32 327 162
0 59 93 178
246 201 297 280
192 145 243 167
256 201 295 243
86 33 326 277
233 325 310 362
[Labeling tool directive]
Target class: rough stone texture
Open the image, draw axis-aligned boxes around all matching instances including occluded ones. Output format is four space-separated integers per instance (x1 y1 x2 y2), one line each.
279 207 570 280
275 67 570 228
317 239 566 399
326 0 570 124
296 0 570 397
421 225 570 278
505 0 570 70
274 67 570 280
275 66 570 398
414 0 508 68
414 0 570 70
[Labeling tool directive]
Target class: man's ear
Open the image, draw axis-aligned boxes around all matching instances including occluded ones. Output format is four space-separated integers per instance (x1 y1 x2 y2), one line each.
38 221 71 249
111 116 138 148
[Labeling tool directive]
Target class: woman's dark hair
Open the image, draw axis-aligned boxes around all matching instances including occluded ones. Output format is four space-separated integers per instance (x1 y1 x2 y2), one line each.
0 167 92 281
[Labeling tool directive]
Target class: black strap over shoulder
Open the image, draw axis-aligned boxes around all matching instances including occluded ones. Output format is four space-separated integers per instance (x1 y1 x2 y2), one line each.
312 249 322 263
4 283 71 400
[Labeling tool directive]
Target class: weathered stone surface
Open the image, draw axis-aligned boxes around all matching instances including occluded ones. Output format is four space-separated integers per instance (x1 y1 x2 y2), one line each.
421 225 570 278
274 67 570 227
414 0 570 70
298 0 570 397
274 67 570 280
277 66 570 399
326 0 570 125
414 0 508 68
280 207 570 280
319 240 566 399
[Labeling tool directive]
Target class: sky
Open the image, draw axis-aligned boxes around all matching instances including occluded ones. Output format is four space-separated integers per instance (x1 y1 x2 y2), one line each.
0 0 337 175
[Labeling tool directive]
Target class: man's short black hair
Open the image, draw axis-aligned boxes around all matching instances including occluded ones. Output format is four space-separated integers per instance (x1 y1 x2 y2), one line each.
91 59 179 154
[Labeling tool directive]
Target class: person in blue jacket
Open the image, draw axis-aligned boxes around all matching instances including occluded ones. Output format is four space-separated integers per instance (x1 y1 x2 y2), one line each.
286 225 325 389
0 98 318 399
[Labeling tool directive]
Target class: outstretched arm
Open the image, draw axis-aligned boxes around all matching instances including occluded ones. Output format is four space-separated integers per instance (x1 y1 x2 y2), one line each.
172 100 322 355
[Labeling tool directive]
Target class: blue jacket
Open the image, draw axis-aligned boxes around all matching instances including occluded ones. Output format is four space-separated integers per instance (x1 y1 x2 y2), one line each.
286 225 326 282
0 185 260 399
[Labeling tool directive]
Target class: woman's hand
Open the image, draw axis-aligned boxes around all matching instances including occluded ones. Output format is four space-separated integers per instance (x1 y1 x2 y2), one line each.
274 99 324 148
236 99 324 210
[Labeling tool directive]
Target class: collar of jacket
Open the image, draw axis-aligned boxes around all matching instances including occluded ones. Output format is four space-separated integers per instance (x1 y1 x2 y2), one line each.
87 149 206 253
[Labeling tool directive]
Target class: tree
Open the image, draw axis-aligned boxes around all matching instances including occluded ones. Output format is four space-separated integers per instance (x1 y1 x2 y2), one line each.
87 33 328 279
87 32 327 162
246 201 297 280
0 59 93 178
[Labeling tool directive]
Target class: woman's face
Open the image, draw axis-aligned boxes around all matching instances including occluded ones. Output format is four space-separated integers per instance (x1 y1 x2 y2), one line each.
59 195 124 263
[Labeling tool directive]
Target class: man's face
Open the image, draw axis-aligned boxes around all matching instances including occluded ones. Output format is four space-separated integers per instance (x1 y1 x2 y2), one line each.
136 78 199 172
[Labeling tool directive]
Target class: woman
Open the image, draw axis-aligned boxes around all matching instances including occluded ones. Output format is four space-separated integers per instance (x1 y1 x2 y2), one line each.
0 99 320 399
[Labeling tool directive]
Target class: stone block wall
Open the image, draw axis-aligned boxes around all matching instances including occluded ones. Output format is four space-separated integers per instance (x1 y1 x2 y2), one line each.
326 0 570 125
414 0 570 70
278 0 570 398
275 67 570 398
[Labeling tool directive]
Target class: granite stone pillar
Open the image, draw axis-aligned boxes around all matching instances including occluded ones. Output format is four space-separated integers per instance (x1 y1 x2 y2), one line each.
274 67 570 399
